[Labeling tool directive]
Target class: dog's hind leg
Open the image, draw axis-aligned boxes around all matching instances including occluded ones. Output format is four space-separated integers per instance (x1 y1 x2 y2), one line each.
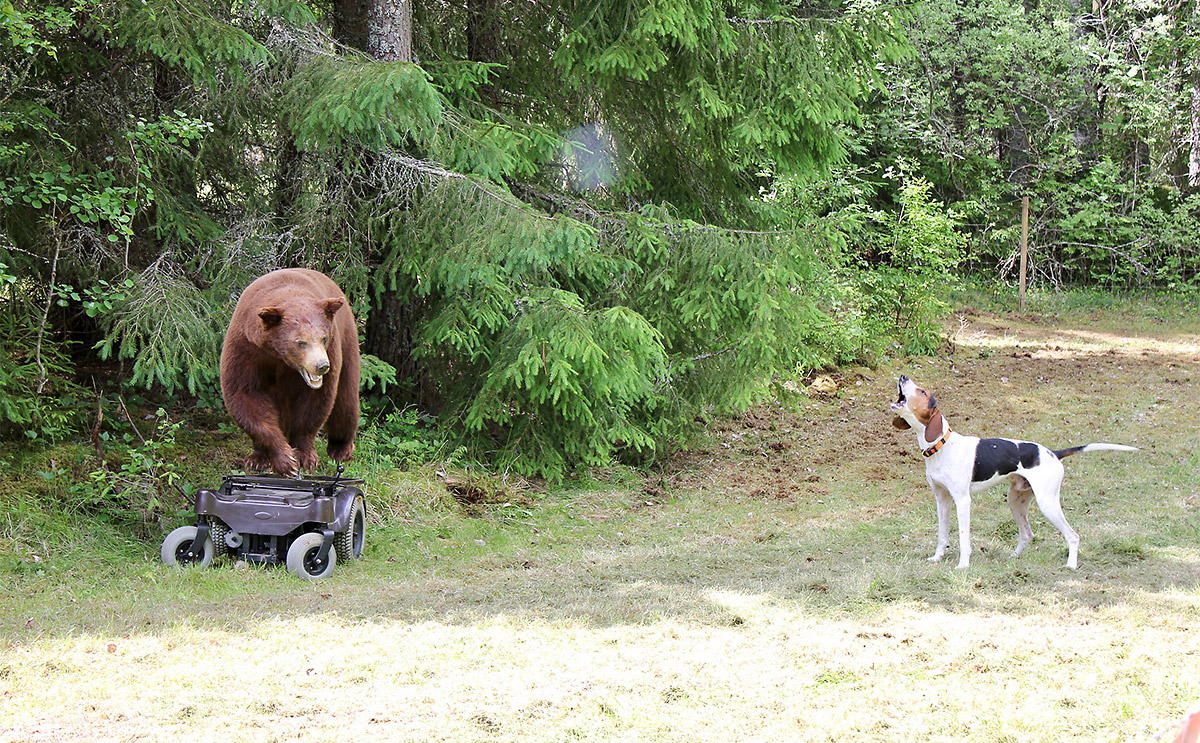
1028 472 1079 570
1007 477 1035 558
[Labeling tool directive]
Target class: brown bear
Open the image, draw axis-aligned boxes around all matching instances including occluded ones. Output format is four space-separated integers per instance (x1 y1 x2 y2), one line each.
220 268 360 476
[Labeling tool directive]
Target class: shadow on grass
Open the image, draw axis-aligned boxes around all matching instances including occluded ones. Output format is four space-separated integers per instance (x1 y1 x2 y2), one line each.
5 499 1197 644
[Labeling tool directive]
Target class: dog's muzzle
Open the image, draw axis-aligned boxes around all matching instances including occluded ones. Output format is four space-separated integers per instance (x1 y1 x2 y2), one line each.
892 375 908 409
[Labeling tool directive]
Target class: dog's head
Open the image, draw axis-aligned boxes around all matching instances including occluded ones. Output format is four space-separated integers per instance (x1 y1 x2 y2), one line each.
890 375 939 432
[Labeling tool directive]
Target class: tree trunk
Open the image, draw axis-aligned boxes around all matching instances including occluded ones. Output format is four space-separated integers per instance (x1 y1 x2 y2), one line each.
369 0 413 62
332 0 412 61
468 0 501 103
1167 0 1192 188
998 109 1031 188
1068 0 1100 167
274 125 303 227
1189 74 1200 189
1189 0 1200 189
331 0 432 405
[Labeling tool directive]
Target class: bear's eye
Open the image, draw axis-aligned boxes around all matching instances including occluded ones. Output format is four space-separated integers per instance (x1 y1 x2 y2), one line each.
321 336 329 346
297 341 308 349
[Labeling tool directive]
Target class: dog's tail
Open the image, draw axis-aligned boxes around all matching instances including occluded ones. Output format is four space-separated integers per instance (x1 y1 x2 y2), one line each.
1054 443 1139 460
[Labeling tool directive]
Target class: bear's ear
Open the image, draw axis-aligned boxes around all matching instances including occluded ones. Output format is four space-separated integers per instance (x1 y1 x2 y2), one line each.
321 298 345 317
892 415 911 430
258 306 284 328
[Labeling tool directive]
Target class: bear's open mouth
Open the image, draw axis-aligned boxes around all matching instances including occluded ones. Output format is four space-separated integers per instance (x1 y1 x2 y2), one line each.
300 368 325 389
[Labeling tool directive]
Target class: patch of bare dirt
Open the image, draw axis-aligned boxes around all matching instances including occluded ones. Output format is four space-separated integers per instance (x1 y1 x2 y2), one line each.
660 369 906 506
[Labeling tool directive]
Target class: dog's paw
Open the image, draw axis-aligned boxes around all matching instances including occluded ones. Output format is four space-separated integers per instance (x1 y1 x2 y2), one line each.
927 554 944 563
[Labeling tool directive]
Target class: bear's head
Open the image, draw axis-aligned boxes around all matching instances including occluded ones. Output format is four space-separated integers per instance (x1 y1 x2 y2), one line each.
255 297 345 389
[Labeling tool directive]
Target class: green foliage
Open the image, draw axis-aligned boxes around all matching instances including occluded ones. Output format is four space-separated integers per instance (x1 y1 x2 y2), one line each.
359 353 398 393
860 166 965 353
287 56 443 153
869 0 1200 289
356 406 447 472
115 0 272 86
464 291 667 477
93 266 226 395
0 262 83 442
365 161 909 478
0 0 81 56
0 0 941 482
88 406 184 524
551 1 907 217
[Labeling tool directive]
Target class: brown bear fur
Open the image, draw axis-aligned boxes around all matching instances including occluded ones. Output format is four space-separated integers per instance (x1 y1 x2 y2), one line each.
220 268 360 476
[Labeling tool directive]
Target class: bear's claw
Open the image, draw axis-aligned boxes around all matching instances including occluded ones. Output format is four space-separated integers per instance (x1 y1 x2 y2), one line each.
295 446 319 471
246 448 298 477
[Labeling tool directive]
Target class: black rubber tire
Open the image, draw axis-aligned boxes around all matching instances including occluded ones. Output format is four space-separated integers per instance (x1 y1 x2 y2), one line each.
209 519 230 558
334 496 366 562
285 532 336 580
161 526 214 568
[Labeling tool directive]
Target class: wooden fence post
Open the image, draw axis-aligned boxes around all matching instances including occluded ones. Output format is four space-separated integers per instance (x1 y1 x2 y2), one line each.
1019 195 1029 312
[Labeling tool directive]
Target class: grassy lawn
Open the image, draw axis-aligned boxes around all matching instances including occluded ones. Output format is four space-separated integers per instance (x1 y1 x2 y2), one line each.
2 294 1199 742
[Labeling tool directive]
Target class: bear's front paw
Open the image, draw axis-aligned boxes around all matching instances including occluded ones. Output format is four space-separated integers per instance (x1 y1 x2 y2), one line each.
246 449 274 473
327 440 355 462
295 446 319 471
275 449 299 477
255 448 298 477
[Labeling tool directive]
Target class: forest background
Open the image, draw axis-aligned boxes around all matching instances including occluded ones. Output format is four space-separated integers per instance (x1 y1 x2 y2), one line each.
3 0 1200 488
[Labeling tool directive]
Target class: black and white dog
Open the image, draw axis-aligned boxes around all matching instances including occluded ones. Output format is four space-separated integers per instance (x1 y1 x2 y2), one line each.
890 375 1137 569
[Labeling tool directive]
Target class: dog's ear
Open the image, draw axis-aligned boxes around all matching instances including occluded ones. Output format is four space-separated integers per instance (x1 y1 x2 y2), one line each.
925 409 944 440
892 415 911 430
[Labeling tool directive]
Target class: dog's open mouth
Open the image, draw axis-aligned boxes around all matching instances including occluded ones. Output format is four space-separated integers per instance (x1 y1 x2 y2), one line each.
892 379 906 410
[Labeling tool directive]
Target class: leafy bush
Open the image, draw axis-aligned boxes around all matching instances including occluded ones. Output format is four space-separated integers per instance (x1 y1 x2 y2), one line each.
88 406 185 524
858 168 965 353
357 405 447 472
462 290 667 478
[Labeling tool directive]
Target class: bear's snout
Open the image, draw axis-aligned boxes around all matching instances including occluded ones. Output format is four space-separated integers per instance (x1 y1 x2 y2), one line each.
292 340 333 390
298 360 329 389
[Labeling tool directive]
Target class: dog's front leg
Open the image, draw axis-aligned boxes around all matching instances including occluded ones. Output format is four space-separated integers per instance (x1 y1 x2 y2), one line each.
953 492 972 569
928 484 952 562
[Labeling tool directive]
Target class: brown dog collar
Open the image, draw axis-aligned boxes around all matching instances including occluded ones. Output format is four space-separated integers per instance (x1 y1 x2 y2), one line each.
922 430 951 458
